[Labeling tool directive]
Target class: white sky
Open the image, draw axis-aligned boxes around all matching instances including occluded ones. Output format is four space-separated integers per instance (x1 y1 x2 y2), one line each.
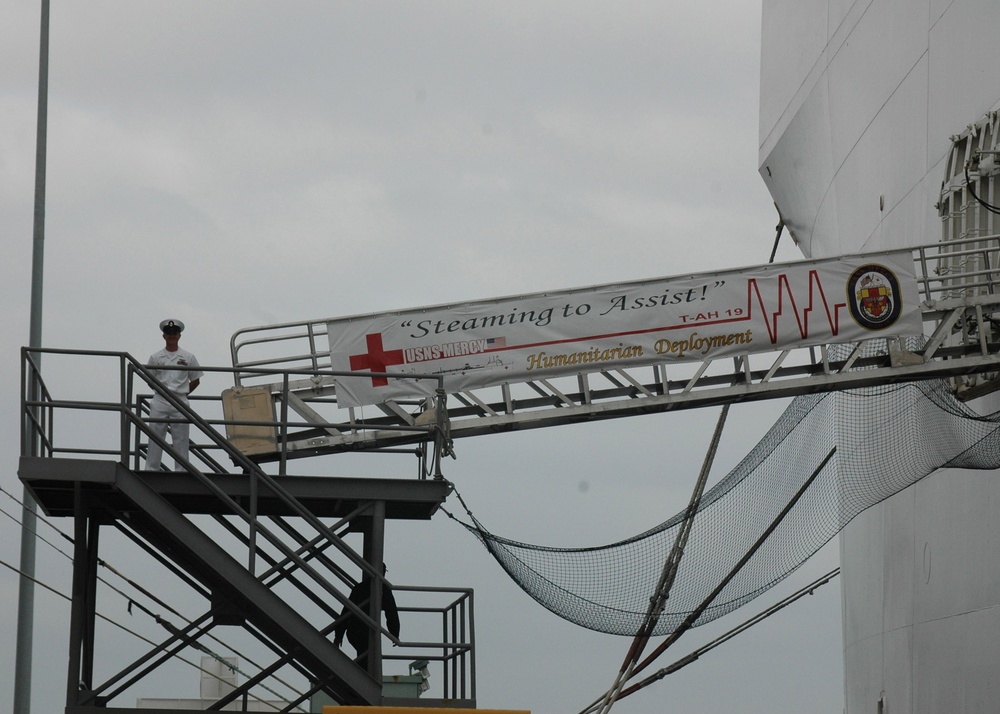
0 2 843 712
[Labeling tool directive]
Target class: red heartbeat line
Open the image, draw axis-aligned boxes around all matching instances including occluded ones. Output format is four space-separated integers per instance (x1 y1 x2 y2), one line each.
747 270 847 344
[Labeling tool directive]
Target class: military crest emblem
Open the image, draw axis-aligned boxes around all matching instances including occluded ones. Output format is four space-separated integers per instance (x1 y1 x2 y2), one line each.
847 263 903 330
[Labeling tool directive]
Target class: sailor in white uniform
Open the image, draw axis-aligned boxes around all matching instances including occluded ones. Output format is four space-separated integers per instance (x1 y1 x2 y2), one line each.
146 319 204 470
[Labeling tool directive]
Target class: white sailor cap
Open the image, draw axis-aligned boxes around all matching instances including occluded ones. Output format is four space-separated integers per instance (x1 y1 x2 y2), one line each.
159 319 185 333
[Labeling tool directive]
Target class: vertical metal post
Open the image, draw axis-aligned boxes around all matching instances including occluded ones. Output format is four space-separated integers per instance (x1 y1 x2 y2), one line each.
433 386 447 480
248 470 258 574
66 486 87 707
362 502 386 684
120 355 131 465
28 0 48 374
441 604 449 697
15 2 49 713
279 374 290 477
450 604 458 697
81 517 100 690
467 591 476 701
459 597 468 699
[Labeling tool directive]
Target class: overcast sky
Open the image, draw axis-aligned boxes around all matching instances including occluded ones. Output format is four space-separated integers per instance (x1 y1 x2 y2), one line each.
0 2 843 712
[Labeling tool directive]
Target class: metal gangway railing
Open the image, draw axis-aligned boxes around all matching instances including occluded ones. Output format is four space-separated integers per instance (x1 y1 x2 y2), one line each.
228 236 1000 460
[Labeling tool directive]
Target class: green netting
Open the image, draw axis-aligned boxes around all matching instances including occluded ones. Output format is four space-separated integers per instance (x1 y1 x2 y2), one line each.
455 367 1000 636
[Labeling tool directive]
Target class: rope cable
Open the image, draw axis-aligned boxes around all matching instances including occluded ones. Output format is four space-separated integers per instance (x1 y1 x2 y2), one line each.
592 224 792 710
964 165 1000 215
615 568 841 700
594 403 731 714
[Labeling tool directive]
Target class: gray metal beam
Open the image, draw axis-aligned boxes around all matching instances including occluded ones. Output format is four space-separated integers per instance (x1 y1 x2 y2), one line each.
19 457 450 519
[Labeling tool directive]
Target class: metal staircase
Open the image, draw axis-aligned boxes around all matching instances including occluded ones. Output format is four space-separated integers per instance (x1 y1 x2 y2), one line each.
19 351 473 713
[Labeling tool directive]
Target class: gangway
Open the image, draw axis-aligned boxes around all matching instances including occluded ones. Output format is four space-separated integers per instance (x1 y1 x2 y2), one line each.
227 235 1000 463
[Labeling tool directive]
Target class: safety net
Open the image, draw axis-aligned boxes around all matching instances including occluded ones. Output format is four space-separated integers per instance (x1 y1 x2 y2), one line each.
453 351 1000 636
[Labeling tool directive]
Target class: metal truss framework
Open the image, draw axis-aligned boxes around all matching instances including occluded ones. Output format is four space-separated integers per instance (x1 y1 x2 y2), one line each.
228 236 1000 461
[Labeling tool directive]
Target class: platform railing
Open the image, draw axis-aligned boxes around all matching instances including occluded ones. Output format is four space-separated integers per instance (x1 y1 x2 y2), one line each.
387 585 476 704
22 347 450 475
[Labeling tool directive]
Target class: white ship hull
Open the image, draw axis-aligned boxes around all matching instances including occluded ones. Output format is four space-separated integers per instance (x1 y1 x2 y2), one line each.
759 1 1000 711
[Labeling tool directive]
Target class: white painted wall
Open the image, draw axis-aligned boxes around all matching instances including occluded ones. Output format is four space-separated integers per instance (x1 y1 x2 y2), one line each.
759 1 1000 711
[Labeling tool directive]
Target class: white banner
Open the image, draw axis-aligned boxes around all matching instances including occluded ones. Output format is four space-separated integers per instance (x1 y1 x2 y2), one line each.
329 251 923 407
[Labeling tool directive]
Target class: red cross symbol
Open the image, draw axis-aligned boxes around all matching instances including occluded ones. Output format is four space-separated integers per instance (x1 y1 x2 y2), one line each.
349 333 405 387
